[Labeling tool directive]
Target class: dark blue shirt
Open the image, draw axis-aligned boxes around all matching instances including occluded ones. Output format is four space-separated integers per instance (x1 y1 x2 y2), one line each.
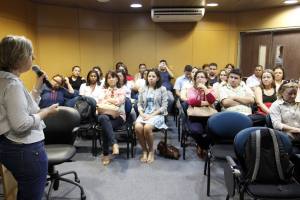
160 71 173 91
39 85 75 108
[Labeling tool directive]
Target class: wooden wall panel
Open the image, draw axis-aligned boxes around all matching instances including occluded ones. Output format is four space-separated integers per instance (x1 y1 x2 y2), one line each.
37 27 80 77
79 30 113 75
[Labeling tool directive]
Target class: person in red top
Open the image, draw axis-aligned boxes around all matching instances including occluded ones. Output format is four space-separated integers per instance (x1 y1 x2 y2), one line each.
186 70 216 158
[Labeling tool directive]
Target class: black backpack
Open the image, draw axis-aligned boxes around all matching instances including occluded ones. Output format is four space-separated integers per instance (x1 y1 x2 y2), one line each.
74 97 93 123
244 128 294 184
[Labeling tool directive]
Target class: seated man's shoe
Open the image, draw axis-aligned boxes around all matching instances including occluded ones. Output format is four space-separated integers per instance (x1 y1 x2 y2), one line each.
101 155 111 166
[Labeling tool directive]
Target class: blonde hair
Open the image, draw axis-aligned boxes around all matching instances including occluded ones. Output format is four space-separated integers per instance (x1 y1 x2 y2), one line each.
0 35 33 72
277 81 298 99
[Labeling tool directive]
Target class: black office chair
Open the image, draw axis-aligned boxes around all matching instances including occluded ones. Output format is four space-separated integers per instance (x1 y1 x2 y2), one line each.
44 106 86 200
224 127 300 200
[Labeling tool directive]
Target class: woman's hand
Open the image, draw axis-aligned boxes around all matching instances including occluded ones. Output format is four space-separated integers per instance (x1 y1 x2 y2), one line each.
38 103 59 120
141 113 152 121
197 83 207 91
34 73 47 91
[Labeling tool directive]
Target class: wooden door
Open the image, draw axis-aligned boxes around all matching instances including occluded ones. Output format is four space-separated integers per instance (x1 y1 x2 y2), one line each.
240 32 272 77
272 31 300 79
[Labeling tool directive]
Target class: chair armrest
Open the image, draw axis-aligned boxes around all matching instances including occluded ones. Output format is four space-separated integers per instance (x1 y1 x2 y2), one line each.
226 156 241 176
72 127 80 133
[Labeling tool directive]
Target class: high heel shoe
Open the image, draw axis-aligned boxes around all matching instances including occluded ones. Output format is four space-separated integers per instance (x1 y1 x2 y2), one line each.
140 151 148 163
112 144 119 155
147 151 155 164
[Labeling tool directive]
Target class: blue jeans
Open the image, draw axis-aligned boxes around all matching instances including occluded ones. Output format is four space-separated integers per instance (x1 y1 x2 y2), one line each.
0 135 48 200
97 115 124 155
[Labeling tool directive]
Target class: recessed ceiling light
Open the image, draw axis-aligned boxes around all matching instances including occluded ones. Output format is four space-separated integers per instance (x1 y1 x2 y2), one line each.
96 0 110 2
130 3 142 8
283 0 298 4
206 2 219 7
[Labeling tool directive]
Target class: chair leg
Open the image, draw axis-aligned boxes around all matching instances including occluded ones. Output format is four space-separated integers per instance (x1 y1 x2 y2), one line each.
177 117 181 142
59 171 80 182
226 194 230 200
183 132 186 160
58 177 86 200
204 155 208 175
164 129 168 144
207 154 211 196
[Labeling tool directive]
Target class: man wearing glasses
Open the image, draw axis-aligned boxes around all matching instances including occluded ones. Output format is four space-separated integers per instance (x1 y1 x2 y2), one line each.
219 69 255 115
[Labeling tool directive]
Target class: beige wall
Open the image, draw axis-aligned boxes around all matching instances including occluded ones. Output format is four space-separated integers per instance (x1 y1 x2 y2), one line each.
1 1 300 88
0 0 37 88
237 5 300 31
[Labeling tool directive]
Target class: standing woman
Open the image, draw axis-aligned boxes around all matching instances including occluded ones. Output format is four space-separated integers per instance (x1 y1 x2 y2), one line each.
135 69 168 163
0 35 58 199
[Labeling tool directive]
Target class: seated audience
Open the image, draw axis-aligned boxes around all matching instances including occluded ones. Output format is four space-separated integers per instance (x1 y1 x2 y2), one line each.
158 59 174 113
39 74 75 108
208 62 218 86
96 71 126 165
134 63 147 81
212 69 228 101
224 63 235 74
273 65 285 91
79 70 102 108
254 69 277 115
180 66 198 101
220 69 255 115
115 62 134 81
187 70 216 158
117 69 133 99
174 65 193 100
270 80 300 142
92 66 104 86
68 65 85 91
135 69 168 164
202 64 210 75
246 65 263 90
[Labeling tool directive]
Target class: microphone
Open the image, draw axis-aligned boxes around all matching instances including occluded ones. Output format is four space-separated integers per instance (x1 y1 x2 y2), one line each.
32 65 52 88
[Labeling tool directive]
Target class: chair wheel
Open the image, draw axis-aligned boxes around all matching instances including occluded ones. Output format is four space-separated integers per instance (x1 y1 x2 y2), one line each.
75 178 80 183
53 179 60 190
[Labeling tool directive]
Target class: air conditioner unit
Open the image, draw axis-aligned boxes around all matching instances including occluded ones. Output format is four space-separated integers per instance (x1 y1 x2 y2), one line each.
151 8 205 22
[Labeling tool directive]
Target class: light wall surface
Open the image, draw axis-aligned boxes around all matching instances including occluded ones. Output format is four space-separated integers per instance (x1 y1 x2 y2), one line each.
0 1 300 88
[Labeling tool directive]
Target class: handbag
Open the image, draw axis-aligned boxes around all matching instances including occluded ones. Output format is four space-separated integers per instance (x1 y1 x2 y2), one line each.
157 141 180 160
97 103 120 118
187 106 217 117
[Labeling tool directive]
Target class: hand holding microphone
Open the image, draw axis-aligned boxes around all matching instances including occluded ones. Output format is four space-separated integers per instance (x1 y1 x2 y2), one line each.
32 65 52 89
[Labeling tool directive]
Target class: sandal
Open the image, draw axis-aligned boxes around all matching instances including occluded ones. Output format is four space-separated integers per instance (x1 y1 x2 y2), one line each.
101 155 111 166
140 151 148 163
147 151 155 164
112 144 119 155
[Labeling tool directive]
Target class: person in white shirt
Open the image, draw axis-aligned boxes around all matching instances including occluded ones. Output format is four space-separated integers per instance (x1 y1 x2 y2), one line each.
79 70 102 101
220 69 255 115
0 35 58 200
246 65 263 90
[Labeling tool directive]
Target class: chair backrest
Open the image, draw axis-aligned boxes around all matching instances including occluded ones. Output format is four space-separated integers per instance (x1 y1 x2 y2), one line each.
207 111 253 141
43 106 81 145
234 127 293 183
